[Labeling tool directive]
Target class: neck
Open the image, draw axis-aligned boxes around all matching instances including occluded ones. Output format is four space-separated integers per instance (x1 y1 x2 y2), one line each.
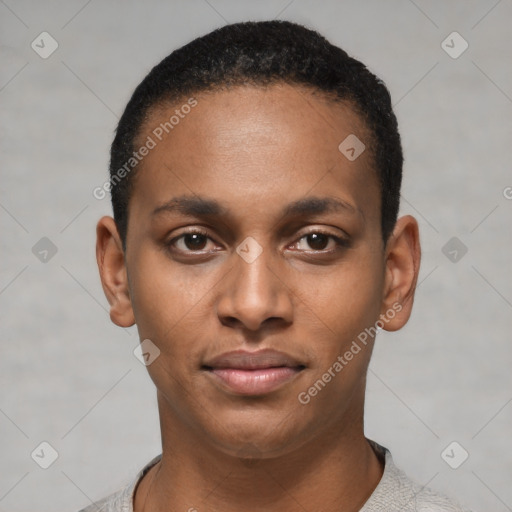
135 393 384 512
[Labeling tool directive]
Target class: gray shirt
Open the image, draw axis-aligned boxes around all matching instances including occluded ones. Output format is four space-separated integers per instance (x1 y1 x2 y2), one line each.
78 443 470 512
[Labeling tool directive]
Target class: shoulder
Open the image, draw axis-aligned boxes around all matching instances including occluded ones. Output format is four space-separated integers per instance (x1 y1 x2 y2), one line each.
400 474 471 512
413 485 471 512
362 441 472 512
75 454 162 512
76 483 132 512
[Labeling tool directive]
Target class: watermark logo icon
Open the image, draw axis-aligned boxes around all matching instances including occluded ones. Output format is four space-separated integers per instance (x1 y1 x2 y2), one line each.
236 237 263 264
134 339 161 366
441 32 468 59
441 441 469 469
31 441 59 469
31 32 59 59
338 134 366 161
32 237 58 263
442 236 468 263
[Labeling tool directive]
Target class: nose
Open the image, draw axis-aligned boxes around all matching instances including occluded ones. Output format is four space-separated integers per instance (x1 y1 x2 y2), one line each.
215 242 294 332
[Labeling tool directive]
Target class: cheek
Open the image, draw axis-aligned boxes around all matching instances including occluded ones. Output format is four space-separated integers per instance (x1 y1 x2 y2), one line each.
295 254 384 344
292 260 383 416
127 247 217 342
127 252 215 404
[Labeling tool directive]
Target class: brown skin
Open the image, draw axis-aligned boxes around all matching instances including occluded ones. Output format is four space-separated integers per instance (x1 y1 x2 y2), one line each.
96 84 420 512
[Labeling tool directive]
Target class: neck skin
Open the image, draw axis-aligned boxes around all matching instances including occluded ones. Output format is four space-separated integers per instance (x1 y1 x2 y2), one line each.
134 390 384 512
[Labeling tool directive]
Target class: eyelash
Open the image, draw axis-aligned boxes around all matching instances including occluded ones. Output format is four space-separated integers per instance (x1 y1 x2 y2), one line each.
167 228 349 255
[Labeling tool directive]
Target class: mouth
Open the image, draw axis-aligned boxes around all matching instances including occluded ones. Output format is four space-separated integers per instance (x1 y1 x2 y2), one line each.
202 349 306 396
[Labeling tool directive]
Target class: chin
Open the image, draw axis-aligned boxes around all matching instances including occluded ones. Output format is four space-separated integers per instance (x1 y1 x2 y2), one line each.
201 411 309 460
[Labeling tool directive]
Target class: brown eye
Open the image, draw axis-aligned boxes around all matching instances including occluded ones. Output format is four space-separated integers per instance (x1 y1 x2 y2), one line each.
305 233 329 250
182 233 208 251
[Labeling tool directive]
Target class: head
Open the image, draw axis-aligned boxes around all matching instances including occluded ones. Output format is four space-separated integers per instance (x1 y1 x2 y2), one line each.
97 21 420 460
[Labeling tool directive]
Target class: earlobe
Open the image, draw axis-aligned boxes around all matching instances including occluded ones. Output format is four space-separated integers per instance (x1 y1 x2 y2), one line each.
96 216 135 328
380 215 421 332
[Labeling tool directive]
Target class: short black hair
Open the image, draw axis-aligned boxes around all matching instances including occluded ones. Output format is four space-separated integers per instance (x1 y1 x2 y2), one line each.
109 20 402 245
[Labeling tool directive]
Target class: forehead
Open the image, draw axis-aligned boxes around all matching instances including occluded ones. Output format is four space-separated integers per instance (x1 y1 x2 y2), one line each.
130 84 379 227
142 83 370 156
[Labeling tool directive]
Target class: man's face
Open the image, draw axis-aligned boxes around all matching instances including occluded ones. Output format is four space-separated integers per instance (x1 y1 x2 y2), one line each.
123 84 387 457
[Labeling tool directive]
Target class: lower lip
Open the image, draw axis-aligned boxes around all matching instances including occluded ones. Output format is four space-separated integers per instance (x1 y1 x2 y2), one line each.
207 367 303 395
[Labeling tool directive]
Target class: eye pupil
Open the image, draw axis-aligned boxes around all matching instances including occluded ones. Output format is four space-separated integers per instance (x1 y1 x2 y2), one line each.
184 233 207 250
307 233 328 250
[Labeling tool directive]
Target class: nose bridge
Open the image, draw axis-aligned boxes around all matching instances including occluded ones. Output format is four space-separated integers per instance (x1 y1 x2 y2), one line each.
216 236 292 330
236 249 275 302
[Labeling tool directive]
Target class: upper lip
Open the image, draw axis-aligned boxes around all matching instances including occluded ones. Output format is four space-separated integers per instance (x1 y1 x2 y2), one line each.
203 349 305 370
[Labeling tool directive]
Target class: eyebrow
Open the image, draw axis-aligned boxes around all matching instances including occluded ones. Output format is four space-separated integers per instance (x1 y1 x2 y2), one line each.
152 196 228 217
282 196 359 217
152 195 362 220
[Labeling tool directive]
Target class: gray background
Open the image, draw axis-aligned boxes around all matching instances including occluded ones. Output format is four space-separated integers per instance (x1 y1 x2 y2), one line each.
1 0 511 511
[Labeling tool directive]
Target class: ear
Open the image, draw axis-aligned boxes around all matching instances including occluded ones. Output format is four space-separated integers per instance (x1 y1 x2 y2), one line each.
96 216 135 328
380 215 421 332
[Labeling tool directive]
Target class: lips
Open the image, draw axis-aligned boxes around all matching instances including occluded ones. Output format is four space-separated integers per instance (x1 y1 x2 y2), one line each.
202 349 305 395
